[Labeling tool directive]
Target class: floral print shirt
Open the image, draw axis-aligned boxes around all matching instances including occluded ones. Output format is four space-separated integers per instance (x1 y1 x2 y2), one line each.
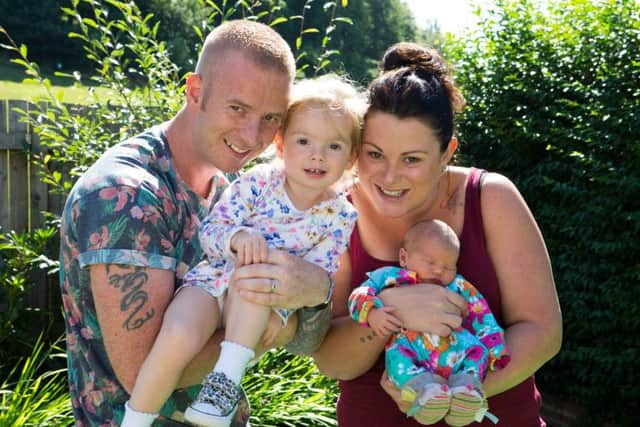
59 126 227 426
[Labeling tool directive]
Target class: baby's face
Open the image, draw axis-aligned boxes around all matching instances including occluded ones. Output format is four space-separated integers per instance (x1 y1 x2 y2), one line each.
402 240 458 286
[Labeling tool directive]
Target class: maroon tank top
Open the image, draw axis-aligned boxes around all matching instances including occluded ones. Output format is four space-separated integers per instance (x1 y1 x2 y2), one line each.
337 168 545 427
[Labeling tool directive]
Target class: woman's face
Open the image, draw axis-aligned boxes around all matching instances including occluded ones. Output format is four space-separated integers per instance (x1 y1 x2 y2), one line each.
357 111 454 219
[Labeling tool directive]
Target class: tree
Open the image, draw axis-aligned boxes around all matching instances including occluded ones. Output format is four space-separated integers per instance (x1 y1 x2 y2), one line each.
0 0 90 71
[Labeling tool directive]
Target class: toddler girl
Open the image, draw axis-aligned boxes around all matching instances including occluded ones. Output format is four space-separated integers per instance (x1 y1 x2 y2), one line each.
123 75 364 426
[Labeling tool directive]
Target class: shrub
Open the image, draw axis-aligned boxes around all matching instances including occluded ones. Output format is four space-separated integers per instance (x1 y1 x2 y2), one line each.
449 0 640 425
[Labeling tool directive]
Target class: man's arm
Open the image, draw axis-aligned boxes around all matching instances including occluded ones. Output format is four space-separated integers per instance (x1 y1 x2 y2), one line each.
90 264 174 392
90 264 224 392
284 304 332 355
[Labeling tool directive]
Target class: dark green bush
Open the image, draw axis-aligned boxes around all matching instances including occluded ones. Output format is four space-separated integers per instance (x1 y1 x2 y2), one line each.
449 1 640 425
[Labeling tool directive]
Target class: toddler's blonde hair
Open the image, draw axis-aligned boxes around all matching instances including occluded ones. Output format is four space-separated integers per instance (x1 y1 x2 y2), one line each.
281 74 367 157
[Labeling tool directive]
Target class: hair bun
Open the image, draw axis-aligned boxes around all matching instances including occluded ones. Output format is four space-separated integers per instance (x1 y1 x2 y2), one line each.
381 42 446 78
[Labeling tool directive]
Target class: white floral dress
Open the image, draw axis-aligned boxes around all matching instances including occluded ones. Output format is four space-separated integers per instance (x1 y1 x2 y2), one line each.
183 163 358 322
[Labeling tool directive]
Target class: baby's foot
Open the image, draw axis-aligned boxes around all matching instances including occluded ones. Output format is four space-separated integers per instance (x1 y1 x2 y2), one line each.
401 373 451 425
444 373 487 427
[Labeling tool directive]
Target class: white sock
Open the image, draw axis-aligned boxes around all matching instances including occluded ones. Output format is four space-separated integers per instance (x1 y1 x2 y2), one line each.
121 400 157 427
213 340 255 385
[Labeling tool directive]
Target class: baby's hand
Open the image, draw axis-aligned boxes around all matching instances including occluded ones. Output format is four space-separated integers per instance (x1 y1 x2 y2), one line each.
261 312 284 348
368 306 403 337
231 231 268 266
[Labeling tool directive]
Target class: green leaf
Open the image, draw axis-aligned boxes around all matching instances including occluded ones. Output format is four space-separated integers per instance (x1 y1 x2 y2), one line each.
82 18 98 28
19 44 27 58
324 2 336 12
67 31 89 42
270 17 288 26
302 28 320 34
193 25 203 39
333 17 353 24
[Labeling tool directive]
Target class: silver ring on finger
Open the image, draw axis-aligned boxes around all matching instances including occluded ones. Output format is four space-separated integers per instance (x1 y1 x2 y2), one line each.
270 278 278 293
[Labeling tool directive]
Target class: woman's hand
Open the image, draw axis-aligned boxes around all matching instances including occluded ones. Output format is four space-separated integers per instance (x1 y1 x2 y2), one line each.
380 284 466 336
230 249 330 309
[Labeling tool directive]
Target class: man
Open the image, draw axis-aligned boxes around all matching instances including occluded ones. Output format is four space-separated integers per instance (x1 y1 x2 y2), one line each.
60 20 333 426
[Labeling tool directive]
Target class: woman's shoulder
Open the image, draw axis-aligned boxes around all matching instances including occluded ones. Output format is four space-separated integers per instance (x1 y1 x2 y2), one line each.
477 171 523 207
451 166 520 201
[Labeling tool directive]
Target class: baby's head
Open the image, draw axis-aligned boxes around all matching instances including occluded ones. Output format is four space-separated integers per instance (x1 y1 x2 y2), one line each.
399 219 460 285
275 75 366 190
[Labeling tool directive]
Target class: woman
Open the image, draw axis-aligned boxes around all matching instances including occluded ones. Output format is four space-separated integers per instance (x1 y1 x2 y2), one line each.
313 42 562 426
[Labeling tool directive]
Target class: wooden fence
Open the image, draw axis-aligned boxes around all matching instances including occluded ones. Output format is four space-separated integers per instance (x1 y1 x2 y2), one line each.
0 99 63 311
0 99 56 233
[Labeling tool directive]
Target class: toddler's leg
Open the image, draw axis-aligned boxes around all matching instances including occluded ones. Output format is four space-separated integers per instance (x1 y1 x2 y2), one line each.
123 287 221 427
185 287 271 427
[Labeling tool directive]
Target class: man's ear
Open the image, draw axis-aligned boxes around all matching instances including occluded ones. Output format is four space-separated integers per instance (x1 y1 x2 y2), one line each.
274 131 285 157
185 73 204 108
399 248 408 268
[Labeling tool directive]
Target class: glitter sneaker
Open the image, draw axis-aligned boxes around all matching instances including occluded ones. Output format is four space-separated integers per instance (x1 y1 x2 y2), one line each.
184 372 241 427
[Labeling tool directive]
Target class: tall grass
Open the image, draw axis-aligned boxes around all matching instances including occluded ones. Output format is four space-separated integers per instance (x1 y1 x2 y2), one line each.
246 349 338 426
0 335 74 427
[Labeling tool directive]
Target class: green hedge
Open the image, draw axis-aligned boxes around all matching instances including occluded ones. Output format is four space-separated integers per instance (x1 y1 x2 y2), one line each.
449 1 640 425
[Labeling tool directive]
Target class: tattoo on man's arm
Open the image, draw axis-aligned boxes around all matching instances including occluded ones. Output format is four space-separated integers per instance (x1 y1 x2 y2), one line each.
359 331 378 344
106 265 155 331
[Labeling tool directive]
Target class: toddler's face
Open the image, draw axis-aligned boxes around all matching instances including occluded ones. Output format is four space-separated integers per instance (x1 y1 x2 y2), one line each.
280 106 354 192
400 238 458 286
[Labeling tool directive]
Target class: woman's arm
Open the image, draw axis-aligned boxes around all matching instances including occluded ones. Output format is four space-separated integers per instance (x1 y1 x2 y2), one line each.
313 251 388 380
313 251 466 380
479 173 562 397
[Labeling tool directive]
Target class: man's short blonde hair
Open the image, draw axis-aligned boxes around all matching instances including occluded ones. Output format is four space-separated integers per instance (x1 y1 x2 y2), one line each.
195 20 296 82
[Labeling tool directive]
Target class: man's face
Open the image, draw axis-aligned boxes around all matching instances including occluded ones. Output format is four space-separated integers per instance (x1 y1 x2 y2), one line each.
191 51 291 173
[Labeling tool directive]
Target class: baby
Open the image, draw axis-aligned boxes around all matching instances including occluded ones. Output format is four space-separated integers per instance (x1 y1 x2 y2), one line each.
348 219 510 426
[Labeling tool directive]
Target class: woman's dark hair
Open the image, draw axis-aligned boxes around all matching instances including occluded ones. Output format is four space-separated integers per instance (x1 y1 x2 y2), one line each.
367 42 465 151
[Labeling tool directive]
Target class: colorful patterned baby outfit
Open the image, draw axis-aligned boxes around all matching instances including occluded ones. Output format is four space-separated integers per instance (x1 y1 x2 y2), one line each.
184 162 358 322
348 266 510 387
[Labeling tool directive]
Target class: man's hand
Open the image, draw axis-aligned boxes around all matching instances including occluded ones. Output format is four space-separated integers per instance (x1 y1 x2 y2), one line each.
230 249 329 309
368 306 403 337
230 231 269 266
